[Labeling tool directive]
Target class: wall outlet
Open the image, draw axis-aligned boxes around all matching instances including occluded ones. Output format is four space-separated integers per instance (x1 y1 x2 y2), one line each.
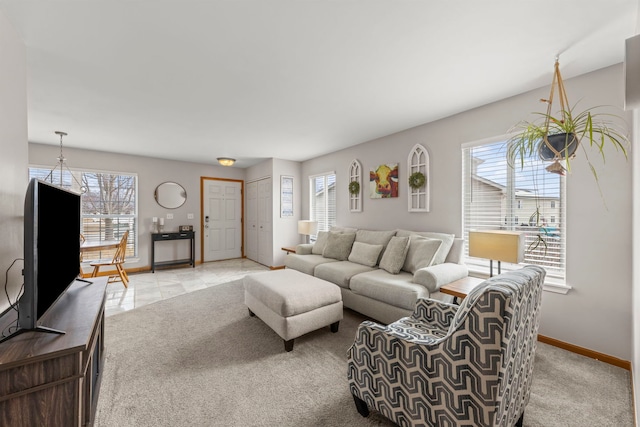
166 213 174 220
187 213 194 219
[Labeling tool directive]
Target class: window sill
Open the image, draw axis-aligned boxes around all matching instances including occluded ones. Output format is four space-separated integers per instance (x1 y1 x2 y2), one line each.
467 265 572 295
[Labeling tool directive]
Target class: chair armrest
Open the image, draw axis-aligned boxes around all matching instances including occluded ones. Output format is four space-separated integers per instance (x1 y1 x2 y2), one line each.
295 244 313 255
413 262 469 292
410 298 459 330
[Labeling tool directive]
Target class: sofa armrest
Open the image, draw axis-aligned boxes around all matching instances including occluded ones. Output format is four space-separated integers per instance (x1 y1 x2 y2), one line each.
413 263 469 293
295 244 314 255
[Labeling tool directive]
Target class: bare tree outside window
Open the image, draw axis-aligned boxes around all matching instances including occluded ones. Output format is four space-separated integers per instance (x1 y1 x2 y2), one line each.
28 167 138 260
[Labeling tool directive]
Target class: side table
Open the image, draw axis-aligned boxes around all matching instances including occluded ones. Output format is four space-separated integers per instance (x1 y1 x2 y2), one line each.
151 231 196 272
281 246 297 254
440 276 484 302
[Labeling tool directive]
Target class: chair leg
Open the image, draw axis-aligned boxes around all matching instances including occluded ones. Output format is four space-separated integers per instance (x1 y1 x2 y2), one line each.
330 321 340 333
91 266 100 278
515 411 524 427
117 265 129 287
284 339 294 352
352 394 369 417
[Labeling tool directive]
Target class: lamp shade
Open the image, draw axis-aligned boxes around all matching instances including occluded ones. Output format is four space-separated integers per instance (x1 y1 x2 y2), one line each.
298 220 318 236
468 230 524 264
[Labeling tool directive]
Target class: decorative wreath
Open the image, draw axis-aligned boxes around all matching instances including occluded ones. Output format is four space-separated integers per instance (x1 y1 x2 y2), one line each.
408 171 426 189
348 181 360 195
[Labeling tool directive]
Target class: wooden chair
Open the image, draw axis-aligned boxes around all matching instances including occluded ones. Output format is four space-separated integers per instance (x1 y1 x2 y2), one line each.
90 230 130 287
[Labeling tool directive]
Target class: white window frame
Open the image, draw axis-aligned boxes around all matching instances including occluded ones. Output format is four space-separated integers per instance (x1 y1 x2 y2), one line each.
461 135 570 294
29 165 139 261
309 171 336 239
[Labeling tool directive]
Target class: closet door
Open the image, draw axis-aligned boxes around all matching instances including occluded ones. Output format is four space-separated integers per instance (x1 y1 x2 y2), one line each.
257 177 272 266
245 181 258 262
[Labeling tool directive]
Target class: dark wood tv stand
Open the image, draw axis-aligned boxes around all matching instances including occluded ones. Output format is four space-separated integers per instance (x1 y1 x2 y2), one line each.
0 277 108 426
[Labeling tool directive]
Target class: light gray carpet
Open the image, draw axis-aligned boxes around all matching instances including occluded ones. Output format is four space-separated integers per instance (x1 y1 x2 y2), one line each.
95 280 633 427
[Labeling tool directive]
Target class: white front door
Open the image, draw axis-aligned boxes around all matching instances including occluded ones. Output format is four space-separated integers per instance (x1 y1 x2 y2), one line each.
203 179 242 262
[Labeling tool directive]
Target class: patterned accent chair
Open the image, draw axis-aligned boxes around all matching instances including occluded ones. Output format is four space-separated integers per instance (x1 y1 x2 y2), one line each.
347 265 546 427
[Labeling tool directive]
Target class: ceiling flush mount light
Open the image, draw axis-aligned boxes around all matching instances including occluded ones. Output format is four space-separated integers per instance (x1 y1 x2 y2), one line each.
217 157 236 167
44 131 87 193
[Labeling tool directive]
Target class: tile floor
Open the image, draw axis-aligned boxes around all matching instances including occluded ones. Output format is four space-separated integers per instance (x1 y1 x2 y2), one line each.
105 258 269 317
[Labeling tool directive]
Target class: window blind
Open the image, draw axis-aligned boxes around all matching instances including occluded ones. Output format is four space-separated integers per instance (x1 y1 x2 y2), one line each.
310 173 336 237
462 140 566 280
29 167 138 260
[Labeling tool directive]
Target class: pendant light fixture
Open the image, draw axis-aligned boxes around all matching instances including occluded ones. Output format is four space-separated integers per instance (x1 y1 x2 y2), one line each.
44 131 87 193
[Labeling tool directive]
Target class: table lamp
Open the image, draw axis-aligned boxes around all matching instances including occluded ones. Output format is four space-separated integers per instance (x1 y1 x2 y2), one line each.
468 230 524 277
298 220 318 244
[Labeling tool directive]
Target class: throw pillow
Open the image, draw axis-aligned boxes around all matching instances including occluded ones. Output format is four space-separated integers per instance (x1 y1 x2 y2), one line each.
312 231 329 255
323 232 356 261
395 230 455 265
348 242 384 267
402 236 442 274
379 236 410 274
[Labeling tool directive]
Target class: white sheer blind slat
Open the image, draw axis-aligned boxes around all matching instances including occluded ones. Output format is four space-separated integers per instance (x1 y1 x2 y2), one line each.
462 140 566 280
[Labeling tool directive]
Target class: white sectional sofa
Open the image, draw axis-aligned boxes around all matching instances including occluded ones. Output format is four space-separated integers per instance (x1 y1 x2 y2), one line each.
283 227 468 324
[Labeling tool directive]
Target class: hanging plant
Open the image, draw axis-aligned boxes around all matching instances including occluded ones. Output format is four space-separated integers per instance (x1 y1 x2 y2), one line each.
408 171 426 189
348 180 360 195
507 59 629 178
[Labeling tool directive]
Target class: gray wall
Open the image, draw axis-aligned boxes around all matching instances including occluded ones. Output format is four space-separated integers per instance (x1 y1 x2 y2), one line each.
245 158 303 267
0 13 28 315
29 143 245 269
302 64 633 360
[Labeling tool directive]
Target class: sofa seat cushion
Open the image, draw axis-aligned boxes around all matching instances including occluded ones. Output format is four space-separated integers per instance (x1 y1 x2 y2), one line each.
284 254 338 276
349 269 431 311
314 261 376 288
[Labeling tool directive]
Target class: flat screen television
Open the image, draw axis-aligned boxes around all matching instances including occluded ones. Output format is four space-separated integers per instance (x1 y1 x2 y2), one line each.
1 178 82 343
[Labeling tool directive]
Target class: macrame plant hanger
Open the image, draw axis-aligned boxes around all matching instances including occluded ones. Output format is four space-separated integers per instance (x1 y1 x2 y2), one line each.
540 57 577 175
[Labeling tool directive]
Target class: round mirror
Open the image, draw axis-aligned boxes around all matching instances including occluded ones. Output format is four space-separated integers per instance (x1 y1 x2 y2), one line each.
154 182 187 209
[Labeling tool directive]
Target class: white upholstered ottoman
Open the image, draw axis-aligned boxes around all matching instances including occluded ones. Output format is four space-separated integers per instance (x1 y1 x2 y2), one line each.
243 269 343 352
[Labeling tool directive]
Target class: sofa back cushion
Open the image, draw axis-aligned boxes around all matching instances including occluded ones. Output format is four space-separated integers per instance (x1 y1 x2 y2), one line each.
402 236 442 274
323 232 357 260
396 229 455 265
348 242 384 267
379 236 410 274
312 231 330 255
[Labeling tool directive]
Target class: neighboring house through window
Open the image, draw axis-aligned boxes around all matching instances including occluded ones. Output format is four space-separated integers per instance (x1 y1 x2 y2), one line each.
462 138 566 281
29 167 138 261
309 172 336 238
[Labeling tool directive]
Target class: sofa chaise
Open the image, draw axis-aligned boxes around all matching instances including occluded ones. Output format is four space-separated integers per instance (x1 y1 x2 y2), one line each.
284 227 468 324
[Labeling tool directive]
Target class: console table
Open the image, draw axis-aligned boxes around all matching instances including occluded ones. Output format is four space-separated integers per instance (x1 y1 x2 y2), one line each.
151 231 196 272
0 277 108 427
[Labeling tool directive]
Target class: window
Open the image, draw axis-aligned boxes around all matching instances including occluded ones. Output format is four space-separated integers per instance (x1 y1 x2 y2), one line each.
462 138 565 281
29 167 138 261
309 172 336 237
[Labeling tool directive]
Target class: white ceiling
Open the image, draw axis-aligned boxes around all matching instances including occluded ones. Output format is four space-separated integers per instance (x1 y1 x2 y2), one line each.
0 1 637 168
